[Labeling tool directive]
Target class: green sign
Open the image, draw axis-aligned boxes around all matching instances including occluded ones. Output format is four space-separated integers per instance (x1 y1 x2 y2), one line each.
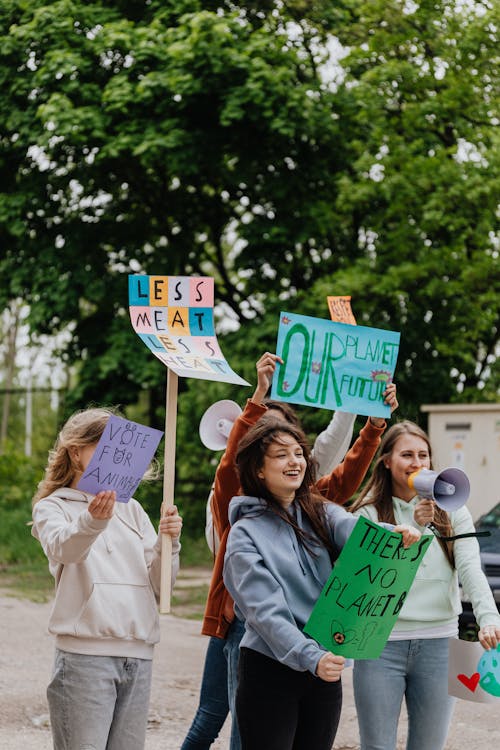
304 517 433 659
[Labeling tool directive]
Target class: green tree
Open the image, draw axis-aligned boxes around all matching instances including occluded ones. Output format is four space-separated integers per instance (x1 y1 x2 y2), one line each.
0 0 498 535
0 0 346 414
307 0 500 410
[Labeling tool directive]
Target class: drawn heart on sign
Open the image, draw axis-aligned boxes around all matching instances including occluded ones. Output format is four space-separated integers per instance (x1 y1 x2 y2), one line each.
457 672 480 692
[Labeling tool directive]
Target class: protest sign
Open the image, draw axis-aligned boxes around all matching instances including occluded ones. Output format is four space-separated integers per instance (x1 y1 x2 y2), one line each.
270 311 400 418
128 273 249 612
327 296 357 325
448 639 500 703
77 415 163 503
128 274 249 386
304 517 433 659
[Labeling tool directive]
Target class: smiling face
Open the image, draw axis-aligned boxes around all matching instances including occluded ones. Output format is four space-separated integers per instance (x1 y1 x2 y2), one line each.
385 433 431 501
257 432 307 507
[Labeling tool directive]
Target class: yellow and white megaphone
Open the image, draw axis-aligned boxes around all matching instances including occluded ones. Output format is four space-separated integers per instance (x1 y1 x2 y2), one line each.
408 467 470 511
199 399 242 451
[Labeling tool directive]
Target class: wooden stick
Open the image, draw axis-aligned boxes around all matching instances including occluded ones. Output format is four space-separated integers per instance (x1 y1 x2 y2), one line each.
160 369 178 614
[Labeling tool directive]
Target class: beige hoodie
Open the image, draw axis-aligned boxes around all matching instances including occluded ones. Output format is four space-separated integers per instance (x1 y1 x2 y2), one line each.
32 488 180 659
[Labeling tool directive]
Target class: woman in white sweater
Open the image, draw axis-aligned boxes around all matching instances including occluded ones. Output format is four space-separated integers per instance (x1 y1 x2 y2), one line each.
350 420 500 750
32 407 182 750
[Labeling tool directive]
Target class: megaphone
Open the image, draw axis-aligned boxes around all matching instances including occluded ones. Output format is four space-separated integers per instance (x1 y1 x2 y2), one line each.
199 400 242 451
408 467 470 511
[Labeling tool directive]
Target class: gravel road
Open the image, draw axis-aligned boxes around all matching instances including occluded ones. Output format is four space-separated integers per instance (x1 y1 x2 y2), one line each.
0 587 498 749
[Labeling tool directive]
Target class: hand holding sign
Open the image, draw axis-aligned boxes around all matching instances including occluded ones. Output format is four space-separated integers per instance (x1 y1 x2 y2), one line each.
77 415 163 503
304 517 432 659
88 491 116 519
327 296 357 325
448 639 500 703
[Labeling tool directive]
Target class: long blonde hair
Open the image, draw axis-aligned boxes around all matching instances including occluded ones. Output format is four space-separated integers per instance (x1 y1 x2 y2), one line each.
33 407 117 505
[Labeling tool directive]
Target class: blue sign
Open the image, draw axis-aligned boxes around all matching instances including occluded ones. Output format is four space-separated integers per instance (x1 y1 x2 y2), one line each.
270 312 400 418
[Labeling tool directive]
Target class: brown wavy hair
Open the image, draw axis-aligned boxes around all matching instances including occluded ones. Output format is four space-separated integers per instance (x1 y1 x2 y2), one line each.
235 418 335 559
351 420 454 566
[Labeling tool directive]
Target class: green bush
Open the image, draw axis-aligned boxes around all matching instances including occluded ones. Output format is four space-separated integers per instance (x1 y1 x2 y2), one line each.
0 447 46 564
0 443 213 570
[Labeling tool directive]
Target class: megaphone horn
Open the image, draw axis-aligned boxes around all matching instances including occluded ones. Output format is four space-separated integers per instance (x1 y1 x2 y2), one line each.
408 467 470 511
199 400 242 451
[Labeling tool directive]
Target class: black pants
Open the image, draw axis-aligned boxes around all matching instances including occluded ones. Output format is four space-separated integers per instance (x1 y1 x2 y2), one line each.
236 647 342 750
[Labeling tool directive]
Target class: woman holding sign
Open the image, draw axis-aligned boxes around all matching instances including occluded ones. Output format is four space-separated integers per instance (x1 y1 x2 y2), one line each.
222 418 420 750
200 352 399 750
31 407 182 750
351 420 500 750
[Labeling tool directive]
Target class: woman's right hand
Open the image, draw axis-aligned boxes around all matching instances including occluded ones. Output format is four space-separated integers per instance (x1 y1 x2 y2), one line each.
413 498 435 527
252 352 283 402
316 652 345 682
88 490 116 519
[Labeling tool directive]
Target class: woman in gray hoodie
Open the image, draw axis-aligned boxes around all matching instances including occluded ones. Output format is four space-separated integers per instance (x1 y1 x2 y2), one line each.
32 407 182 750
223 418 420 750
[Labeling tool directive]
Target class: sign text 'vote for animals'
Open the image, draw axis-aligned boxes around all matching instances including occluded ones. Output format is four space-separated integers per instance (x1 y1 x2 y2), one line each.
77 415 164 503
129 275 249 386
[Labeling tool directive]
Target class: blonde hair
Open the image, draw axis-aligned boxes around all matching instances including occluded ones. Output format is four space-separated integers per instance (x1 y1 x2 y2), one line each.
33 407 118 505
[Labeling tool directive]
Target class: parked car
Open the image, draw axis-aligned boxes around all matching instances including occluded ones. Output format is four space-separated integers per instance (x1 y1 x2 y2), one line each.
459 501 500 640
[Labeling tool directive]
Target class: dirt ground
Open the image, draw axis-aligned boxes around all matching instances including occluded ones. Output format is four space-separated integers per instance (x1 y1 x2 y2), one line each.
1 578 498 750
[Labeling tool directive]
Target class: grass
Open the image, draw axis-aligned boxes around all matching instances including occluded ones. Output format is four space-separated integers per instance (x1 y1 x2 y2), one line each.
0 560 54 603
0 535 214 619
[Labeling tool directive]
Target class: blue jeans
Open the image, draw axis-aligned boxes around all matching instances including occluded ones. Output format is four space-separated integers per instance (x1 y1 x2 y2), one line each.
353 638 456 750
223 618 245 750
181 619 245 750
47 649 152 750
180 636 229 750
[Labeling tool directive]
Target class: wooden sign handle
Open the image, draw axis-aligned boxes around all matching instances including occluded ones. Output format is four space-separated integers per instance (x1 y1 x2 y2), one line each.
160 369 178 614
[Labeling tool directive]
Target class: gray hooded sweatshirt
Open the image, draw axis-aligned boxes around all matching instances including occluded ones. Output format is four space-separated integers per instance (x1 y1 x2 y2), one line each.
224 495 393 675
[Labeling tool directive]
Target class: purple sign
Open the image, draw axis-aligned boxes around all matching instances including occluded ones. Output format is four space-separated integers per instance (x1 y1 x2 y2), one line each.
77 416 164 503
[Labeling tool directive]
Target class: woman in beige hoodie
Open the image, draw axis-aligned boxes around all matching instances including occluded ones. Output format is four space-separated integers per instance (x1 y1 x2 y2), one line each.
32 407 182 750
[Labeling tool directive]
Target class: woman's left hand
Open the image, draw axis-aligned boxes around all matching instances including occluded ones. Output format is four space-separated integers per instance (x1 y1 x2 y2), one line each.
478 624 500 651
383 382 399 414
370 382 398 428
159 505 183 539
393 524 421 548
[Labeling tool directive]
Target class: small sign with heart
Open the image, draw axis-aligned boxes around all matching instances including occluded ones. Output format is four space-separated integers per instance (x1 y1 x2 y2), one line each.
448 640 498 703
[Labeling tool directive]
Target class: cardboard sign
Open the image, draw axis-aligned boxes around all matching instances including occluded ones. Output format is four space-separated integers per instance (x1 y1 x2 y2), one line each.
448 639 500 703
77 415 164 503
270 311 400 418
304 517 433 659
128 274 250 386
327 296 357 325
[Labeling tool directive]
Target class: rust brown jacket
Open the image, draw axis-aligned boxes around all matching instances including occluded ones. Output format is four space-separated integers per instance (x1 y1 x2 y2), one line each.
201 399 386 639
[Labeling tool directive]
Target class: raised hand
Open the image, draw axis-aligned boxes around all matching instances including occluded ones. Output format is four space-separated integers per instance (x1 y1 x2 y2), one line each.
253 351 284 403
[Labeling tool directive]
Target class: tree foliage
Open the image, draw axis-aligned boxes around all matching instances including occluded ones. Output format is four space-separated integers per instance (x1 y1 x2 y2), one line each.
0 0 498 534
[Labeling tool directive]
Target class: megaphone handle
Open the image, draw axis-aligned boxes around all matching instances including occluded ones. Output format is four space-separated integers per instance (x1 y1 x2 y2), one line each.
443 530 491 541
427 523 491 542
